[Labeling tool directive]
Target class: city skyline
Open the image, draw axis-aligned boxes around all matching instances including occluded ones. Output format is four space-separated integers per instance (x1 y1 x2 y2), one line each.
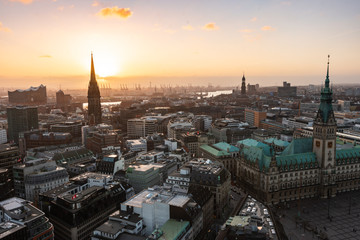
0 0 359 89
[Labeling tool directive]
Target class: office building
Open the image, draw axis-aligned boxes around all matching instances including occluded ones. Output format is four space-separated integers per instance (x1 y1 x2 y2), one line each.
184 159 231 217
13 158 69 203
47 173 128 240
7 106 38 143
245 108 267 128
278 81 297 97
0 197 54 239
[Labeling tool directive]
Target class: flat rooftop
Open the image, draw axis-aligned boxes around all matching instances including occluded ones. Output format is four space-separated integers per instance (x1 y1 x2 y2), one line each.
123 186 186 208
160 219 190 240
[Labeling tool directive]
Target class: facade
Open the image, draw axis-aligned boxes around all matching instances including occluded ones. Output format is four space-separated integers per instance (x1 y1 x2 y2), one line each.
0 144 20 170
0 129 7 144
48 175 127 240
245 108 267 128
13 158 69 203
86 130 121 154
91 210 146 240
0 197 54 240
198 142 239 178
20 130 72 150
121 185 202 238
193 115 212 132
126 138 147 152
210 118 251 144
50 121 83 138
96 154 124 175
277 81 297 97
127 118 146 138
165 168 191 191
126 164 160 193
179 132 199 157
167 119 194 139
56 90 71 108
0 221 27 240
127 117 158 139
238 57 360 205
0 145 21 201
184 159 231 218
0 169 14 201
8 85 47 105
87 53 102 125
7 106 38 143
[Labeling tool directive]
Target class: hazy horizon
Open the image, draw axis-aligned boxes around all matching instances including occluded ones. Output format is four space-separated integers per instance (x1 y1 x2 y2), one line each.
0 74 359 91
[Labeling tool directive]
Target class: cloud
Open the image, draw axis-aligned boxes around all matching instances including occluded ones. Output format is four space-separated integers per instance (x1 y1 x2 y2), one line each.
10 0 33 4
0 22 11 33
97 7 133 18
202 22 219 31
250 17 257 22
182 24 194 31
240 29 254 33
57 6 64 11
92 0 99 7
281 1 291 5
39 55 52 58
261 25 275 31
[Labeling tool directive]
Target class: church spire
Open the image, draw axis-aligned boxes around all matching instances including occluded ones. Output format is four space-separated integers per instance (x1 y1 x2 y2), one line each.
316 55 334 123
241 73 246 95
325 55 330 88
87 52 102 124
90 52 96 83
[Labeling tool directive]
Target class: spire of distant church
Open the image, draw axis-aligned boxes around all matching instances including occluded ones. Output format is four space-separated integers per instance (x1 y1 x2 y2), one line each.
241 73 246 95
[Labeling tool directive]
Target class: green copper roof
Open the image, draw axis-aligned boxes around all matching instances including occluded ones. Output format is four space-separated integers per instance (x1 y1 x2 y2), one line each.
240 137 317 171
241 146 272 171
280 138 313 156
237 139 271 155
213 142 239 153
264 138 290 148
200 144 231 157
336 148 360 159
276 152 317 168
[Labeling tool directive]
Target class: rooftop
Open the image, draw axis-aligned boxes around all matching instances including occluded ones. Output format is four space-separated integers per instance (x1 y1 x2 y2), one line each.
160 219 190 240
213 142 240 153
199 144 230 157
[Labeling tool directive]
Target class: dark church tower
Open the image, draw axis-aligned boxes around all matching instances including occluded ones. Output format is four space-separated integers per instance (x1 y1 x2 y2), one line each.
241 74 246 95
87 53 102 125
312 55 337 198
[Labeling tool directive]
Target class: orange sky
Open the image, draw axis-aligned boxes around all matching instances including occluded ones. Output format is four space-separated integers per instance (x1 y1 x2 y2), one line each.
0 0 359 89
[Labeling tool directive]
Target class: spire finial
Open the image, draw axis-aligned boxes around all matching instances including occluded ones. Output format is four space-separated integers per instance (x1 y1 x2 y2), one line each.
325 55 330 88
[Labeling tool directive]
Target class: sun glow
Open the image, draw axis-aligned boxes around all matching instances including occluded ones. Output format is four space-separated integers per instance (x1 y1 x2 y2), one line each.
92 53 121 77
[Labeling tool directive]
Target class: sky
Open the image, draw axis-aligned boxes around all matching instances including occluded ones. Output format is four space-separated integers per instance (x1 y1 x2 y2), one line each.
0 0 359 89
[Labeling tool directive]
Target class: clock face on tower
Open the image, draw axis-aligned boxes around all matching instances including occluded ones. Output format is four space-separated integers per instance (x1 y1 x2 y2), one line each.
316 141 320 147
328 142 333 148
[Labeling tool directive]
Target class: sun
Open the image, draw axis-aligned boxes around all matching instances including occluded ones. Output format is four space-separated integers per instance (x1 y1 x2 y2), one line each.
89 52 121 77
